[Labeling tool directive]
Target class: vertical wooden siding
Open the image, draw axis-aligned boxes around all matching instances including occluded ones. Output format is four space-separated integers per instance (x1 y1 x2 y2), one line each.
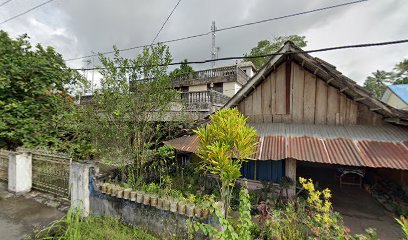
237 62 383 126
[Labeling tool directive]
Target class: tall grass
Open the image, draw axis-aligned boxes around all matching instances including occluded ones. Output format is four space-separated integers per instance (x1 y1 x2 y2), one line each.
33 207 158 240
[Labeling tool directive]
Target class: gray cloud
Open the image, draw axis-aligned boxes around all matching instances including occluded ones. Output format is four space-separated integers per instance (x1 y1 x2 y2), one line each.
0 0 407 84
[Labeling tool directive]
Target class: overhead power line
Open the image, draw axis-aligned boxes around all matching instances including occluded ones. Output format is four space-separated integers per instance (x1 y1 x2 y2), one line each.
0 0 14 8
0 0 57 25
151 0 182 45
71 39 408 71
64 0 368 62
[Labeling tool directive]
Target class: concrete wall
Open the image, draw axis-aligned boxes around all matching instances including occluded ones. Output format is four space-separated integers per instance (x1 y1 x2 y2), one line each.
188 84 207 92
223 82 242 97
90 191 208 239
240 66 255 78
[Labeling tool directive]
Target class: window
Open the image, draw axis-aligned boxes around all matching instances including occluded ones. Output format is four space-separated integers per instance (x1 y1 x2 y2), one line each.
207 82 223 93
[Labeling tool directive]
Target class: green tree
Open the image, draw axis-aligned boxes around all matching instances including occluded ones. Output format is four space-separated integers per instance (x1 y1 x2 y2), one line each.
390 59 408 85
194 108 257 218
0 30 83 151
169 59 194 79
363 59 408 99
244 35 307 69
363 70 389 98
81 44 190 184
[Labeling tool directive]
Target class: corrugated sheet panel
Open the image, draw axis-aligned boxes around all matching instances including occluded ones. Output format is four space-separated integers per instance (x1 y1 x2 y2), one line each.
164 135 199 153
287 136 330 164
258 136 286 160
357 141 408 170
324 138 369 167
165 123 408 170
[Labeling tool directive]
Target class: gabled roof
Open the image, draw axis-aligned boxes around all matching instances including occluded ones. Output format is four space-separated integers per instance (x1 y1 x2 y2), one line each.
224 41 408 126
388 84 408 104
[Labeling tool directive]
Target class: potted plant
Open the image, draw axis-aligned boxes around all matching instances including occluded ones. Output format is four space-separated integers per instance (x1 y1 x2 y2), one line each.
169 189 183 213
200 195 214 219
105 183 112 195
136 190 144 203
144 183 160 207
150 194 158 207
185 194 196 217
116 187 124 198
157 197 164 210
169 197 178 212
130 191 137 201
123 188 132 200
110 185 118 197
194 196 203 218
177 199 186 215
162 197 171 211
101 183 108 193
156 188 165 210
143 193 151 206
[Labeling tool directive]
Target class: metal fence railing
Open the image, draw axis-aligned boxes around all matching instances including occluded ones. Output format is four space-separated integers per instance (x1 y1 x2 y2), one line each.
32 151 71 198
0 150 9 182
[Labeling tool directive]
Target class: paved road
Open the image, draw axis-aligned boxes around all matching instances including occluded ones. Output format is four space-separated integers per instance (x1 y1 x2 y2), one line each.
0 182 64 240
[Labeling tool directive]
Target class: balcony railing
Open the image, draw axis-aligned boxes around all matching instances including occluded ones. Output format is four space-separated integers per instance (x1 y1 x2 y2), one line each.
179 90 230 112
172 65 249 87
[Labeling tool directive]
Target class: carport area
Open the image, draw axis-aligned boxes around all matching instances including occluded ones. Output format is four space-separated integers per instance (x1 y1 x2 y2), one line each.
297 161 403 239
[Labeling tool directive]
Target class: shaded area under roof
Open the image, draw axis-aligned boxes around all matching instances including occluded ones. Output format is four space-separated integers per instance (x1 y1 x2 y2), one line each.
164 123 408 170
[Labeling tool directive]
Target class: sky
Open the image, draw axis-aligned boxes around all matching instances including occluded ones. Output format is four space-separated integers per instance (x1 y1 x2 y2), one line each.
0 0 407 86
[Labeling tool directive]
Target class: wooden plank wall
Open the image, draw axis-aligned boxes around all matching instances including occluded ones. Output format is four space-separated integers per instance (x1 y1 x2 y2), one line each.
237 63 383 126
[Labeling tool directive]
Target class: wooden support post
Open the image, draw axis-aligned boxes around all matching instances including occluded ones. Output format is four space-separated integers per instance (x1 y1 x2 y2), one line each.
285 158 297 198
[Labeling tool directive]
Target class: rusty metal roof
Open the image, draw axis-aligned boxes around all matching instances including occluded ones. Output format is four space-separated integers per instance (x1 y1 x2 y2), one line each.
163 135 199 153
164 123 408 170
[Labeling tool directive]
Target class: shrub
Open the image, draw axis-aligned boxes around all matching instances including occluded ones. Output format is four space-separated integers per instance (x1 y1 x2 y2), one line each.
191 184 255 240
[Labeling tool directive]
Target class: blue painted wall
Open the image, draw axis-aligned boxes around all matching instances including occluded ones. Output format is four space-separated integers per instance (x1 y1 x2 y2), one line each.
241 160 285 183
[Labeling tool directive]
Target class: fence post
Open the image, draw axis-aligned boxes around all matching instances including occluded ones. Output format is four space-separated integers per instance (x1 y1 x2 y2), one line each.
8 151 32 194
70 161 92 217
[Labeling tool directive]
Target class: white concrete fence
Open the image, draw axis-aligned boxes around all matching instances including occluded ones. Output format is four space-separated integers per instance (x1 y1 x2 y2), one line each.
3 150 93 216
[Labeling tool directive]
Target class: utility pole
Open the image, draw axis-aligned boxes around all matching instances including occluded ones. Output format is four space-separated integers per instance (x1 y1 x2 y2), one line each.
91 50 95 94
211 21 217 69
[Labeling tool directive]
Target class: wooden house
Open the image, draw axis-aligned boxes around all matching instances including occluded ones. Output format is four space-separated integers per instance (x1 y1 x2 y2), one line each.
164 42 408 195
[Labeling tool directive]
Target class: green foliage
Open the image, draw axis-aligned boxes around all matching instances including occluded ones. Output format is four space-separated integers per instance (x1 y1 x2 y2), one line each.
81 44 190 180
395 215 408 239
169 59 194 79
192 184 254 240
390 59 408 85
243 35 307 69
363 59 408 98
363 70 389 98
194 108 257 217
253 178 378 240
35 208 157 240
0 30 84 152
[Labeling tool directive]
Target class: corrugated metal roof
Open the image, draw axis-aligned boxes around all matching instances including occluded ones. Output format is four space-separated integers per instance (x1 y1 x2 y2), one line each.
259 136 286 160
163 135 199 153
288 136 330 164
164 123 408 170
357 141 408 169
